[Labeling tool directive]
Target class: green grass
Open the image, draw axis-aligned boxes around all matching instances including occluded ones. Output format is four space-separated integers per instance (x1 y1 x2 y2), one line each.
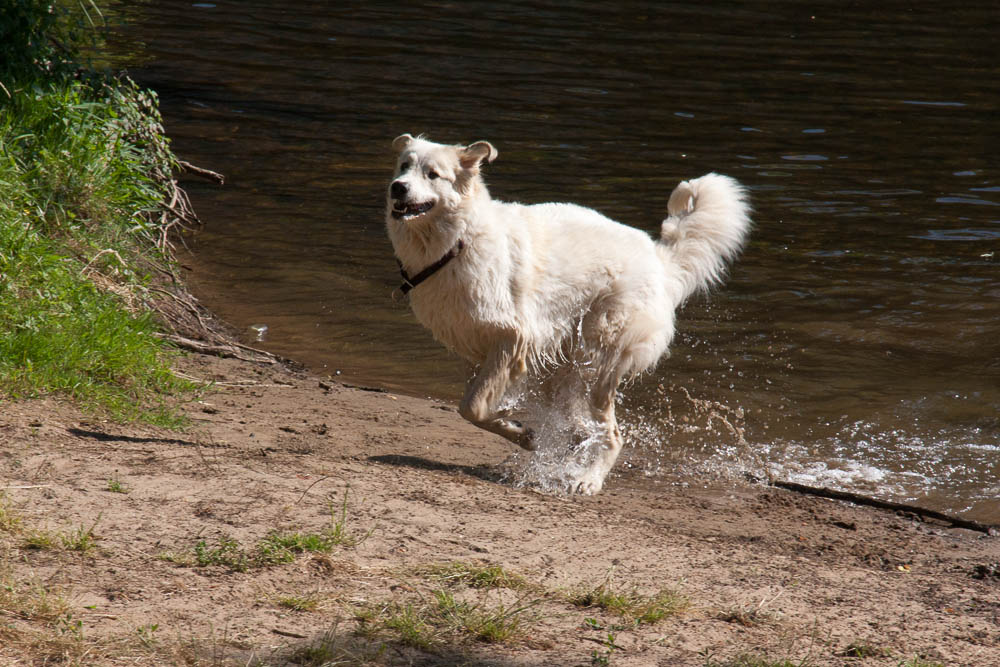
354 590 537 651
275 594 321 612
324 485 375 548
0 0 198 425
22 517 100 555
0 575 73 624
433 589 531 644
352 552 541 653
416 561 531 591
0 493 23 533
162 532 320 573
106 476 128 494
167 490 374 572
568 581 688 625
702 655 806 667
288 625 385 666
192 536 251 572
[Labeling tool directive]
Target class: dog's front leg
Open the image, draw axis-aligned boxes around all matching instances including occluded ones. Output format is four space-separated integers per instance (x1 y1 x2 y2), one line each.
458 339 534 451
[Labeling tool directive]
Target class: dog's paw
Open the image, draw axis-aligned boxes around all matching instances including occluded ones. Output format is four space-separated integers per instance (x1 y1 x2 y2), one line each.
517 427 536 452
571 472 605 496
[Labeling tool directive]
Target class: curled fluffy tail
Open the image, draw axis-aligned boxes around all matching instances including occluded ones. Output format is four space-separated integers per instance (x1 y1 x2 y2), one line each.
658 172 751 302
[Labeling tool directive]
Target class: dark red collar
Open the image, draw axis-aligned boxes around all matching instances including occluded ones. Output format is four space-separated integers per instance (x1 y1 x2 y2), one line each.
396 239 465 296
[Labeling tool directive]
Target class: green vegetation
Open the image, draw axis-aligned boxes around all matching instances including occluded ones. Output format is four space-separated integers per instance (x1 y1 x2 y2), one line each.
0 0 198 424
588 625 621 666
288 625 385 666
348 559 541 655
0 493 22 533
160 489 375 572
320 485 376 548
275 593 322 613
702 655 806 667
568 580 689 625
354 589 537 650
415 560 532 591
21 515 100 554
106 475 128 493
839 640 892 659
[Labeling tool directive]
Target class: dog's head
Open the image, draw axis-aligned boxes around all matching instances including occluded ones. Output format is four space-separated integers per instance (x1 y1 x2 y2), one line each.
387 134 498 223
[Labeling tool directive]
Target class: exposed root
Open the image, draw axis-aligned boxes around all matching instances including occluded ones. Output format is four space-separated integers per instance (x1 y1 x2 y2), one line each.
154 333 280 365
80 158 284 367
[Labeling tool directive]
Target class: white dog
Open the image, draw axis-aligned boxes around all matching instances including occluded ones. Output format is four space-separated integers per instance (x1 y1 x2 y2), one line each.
386 134 751 494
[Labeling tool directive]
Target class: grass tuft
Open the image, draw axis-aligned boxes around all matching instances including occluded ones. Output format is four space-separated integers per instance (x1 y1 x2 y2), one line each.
702 654 806 667
354 589 538 652
0 575 73 624
0 493 23 533
167 490 374 572
416 561 531 591
287 624 386 666
275 594 321 612
21 516 100 555
569 580 688 625
106 476 128 494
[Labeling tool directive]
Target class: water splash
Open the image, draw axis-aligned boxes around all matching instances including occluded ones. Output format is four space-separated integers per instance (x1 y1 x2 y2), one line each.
494 373 609 493
491 373 767 492
616 382 764 484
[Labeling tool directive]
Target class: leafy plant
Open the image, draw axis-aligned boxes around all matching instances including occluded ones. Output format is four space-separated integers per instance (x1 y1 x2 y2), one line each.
0 1 201 425
135 622 159 650
106 476 128 494
0 0 103 89
61 519 100 553
590 630 619 666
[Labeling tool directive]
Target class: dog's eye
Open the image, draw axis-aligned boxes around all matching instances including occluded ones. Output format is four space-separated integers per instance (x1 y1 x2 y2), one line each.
427 170 439 180
399 161 410 173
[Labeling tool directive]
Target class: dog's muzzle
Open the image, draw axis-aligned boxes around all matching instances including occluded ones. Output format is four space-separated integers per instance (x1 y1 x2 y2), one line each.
389 180 434 220
391 200 434 220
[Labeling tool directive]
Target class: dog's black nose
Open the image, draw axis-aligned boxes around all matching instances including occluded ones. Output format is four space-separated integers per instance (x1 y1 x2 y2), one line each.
390 180 408 200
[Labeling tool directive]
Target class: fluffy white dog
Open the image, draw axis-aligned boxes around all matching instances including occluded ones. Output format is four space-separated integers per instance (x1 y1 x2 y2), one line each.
386 134 751 494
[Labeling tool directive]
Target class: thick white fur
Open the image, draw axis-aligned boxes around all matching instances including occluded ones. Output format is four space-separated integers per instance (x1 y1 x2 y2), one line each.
386 134 751 494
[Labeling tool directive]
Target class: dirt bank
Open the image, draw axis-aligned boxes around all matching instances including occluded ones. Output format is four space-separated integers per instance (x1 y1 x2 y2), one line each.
1 352 998 666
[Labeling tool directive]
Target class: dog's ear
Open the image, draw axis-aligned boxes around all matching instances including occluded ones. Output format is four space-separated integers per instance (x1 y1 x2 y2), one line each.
459 141 498 170
392 133 415 152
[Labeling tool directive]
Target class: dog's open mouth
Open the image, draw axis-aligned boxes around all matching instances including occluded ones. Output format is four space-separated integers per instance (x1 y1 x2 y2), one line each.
391 200 434 220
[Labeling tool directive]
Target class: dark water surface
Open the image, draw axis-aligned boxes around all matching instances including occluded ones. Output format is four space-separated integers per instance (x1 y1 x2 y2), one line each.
115 2 999 520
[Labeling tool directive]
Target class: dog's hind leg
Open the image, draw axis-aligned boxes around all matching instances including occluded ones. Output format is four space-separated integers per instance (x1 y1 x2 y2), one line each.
458 337 535 451
571 379 623 495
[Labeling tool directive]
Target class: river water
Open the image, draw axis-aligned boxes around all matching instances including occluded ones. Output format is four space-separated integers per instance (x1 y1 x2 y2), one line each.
113 1 999 521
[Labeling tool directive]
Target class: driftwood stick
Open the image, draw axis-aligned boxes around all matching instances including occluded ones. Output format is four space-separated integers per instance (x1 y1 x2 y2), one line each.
155 333 277 364
178 160 225 185
771 479 999 536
